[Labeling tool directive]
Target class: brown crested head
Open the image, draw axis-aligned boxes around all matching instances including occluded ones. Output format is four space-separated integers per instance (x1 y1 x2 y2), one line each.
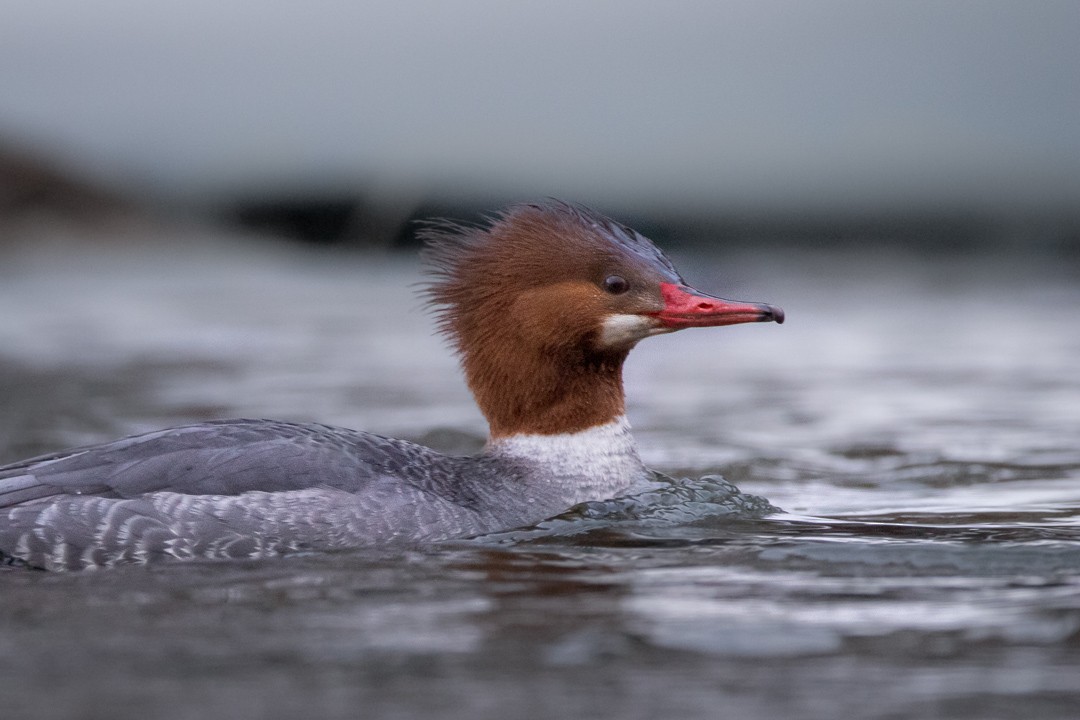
421 200 783 438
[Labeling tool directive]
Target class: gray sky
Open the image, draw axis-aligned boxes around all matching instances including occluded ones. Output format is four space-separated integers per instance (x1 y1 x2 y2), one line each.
1 1 1078 214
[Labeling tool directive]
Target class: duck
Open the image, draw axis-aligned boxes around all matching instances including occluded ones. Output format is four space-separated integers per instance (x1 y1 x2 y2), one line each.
0 200 783 570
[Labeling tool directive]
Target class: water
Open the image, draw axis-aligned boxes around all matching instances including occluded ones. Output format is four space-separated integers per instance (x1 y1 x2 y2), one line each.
1 231 1079 719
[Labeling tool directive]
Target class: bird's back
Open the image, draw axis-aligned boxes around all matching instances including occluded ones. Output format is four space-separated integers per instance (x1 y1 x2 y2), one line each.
0 419 519 570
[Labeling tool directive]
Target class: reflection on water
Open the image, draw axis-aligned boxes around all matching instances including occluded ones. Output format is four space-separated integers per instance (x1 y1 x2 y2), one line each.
1 236 1078 719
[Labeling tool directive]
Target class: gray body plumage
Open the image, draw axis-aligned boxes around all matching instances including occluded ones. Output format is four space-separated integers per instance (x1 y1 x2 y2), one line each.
0 419 607 570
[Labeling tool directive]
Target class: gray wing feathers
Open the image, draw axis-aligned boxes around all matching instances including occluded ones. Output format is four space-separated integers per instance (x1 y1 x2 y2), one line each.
0 419 496 570
0 475 59 506
0 419 418 503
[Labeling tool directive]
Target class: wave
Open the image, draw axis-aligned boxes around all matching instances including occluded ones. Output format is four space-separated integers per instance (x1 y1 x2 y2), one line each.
477 472 779 544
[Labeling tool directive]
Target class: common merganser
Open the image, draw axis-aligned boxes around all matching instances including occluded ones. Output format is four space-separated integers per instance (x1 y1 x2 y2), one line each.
0 201 783 570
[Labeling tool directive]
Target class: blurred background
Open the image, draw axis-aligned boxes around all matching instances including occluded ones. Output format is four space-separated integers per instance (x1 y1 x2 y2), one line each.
1 0 1078 249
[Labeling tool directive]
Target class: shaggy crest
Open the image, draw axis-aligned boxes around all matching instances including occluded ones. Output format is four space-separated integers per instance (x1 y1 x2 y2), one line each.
419 199 681 354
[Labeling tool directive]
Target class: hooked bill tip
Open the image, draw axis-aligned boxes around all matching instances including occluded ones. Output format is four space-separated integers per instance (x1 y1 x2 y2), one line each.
767 305 785 324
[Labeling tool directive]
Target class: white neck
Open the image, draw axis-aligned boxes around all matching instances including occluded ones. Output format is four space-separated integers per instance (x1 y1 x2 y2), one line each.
484 416 648 504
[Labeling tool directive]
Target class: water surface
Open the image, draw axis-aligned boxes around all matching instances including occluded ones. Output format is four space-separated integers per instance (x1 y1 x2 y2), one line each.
1 235 1078 719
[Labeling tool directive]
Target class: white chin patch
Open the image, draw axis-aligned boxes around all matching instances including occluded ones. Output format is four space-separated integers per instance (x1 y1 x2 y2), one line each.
598 313 669 349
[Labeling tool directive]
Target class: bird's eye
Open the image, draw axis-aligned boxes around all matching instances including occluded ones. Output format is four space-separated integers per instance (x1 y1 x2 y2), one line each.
603 275 630 295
